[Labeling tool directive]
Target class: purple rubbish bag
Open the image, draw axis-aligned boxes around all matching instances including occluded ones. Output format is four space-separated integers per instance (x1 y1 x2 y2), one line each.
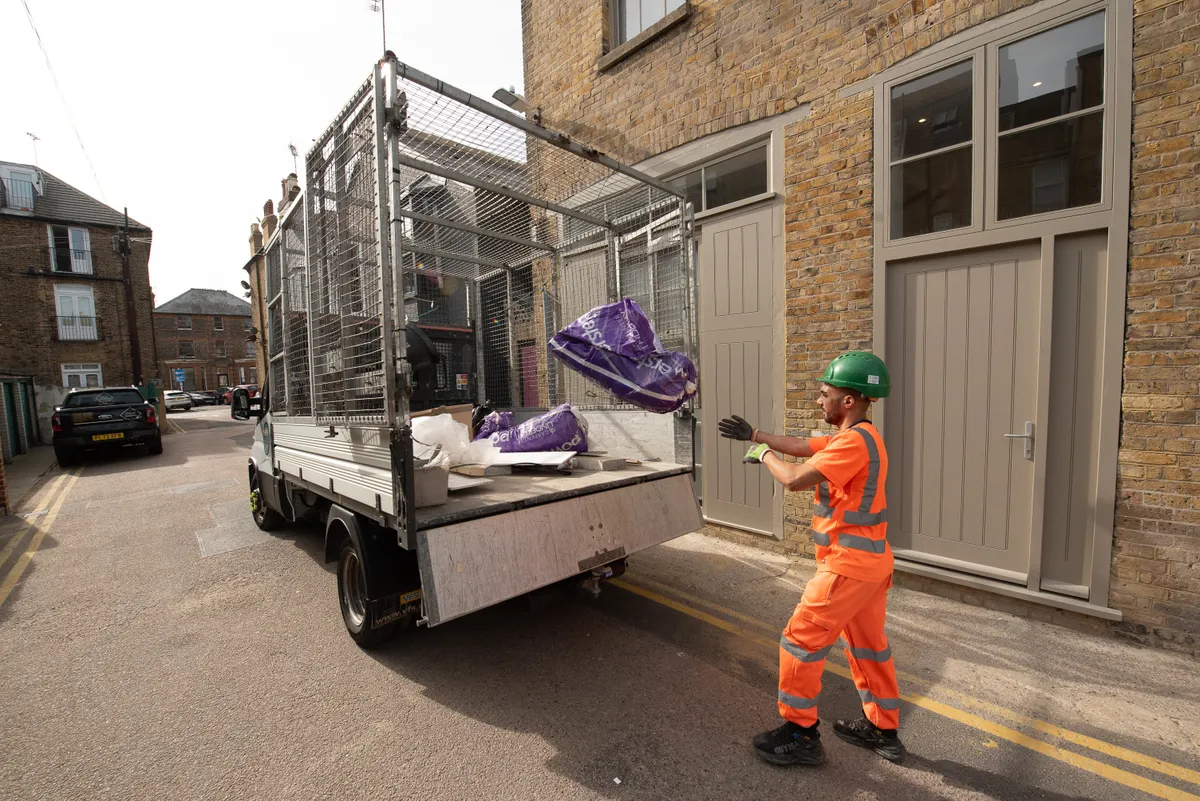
473 410 514 441
548 299 697 414
488 404 588 453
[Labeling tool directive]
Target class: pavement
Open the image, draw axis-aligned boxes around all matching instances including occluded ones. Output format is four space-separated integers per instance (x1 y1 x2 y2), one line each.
2 444 58 515
0 404 1198 801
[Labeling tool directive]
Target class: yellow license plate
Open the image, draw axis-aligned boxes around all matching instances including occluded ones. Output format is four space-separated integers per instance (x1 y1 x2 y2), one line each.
92 432 124 441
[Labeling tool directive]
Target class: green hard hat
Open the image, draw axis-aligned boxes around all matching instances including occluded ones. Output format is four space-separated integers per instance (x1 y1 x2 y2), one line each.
821 351 891 399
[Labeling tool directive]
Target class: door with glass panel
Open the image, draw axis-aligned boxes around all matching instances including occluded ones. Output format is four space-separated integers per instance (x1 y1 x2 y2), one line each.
880 8 1115 588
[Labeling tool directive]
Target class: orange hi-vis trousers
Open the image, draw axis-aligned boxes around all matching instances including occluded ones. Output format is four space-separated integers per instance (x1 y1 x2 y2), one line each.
778 570 900 729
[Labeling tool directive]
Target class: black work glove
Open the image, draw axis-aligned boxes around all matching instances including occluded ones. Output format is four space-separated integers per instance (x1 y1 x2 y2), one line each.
718 415 754 441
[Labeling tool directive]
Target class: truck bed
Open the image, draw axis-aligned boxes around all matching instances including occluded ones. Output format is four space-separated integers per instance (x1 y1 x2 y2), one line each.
416 461 691 530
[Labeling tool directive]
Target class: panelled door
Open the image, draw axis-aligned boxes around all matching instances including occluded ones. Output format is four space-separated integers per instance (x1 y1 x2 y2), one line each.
699 205 776 535
884 242 1046 582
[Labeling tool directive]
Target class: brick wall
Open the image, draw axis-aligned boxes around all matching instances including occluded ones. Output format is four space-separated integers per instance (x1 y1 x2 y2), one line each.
0 215 156 437
522 0 1200 653
1111 0 1200 653
246 217 269 387
153 312 255 390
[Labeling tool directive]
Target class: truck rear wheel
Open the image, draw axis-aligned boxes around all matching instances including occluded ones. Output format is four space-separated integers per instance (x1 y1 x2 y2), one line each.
338 540 399 648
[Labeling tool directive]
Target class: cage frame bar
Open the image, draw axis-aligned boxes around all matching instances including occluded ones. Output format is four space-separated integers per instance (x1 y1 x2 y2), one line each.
391 59 685 202
390 153 614 232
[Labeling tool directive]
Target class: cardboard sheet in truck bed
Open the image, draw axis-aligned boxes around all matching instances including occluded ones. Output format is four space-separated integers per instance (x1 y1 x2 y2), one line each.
415 466 701 627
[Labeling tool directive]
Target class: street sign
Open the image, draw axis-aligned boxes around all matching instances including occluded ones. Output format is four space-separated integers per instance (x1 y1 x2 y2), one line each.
173 369 185 390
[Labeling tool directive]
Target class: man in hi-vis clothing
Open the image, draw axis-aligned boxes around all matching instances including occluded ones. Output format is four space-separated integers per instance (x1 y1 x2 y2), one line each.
720 351 904 766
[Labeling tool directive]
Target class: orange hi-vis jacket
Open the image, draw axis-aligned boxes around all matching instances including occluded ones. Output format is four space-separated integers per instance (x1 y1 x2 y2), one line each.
805 420 893 582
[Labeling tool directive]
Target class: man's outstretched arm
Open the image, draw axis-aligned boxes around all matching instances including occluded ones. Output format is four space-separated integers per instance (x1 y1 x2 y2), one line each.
743 444 827 492
719 415 815 458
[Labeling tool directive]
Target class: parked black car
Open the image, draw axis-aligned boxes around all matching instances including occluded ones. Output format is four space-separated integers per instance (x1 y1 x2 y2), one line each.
186 390 219 406
52 387 162 467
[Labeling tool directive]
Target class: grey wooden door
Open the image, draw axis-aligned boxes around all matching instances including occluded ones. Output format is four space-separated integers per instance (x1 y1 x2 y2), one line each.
1041 231 1108 596
700 206 775 535
884 242 1045 581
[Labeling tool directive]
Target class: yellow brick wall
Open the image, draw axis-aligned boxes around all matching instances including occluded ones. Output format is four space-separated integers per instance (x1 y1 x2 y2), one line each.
522 0 1200 653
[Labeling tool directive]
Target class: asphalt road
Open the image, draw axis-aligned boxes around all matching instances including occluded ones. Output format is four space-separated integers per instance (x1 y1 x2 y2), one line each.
1 405 1198 800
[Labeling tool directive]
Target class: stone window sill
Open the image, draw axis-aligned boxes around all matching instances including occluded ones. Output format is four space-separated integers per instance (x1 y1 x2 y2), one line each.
598 3 692 73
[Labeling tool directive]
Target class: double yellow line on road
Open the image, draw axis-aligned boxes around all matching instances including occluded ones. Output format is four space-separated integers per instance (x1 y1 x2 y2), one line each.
613 576 1200 801
0 467 81 607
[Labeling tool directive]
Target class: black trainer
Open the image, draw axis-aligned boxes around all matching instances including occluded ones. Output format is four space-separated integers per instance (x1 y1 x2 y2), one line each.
833 717 906 762
752 720 826 766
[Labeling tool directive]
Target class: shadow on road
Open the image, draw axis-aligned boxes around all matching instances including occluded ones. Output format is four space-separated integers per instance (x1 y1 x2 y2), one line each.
255 518 1105 801
254 502 1187 800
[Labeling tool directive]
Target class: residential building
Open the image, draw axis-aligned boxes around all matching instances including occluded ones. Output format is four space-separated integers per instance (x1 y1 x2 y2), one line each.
0 161 156 447
244 215 268 389
521 0 1199 653
153 289 255 391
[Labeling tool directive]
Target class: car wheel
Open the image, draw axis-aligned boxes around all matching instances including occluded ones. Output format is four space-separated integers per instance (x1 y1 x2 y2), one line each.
147 435 163 455
53 444 78 468
337 539 399 648
249 472 283 531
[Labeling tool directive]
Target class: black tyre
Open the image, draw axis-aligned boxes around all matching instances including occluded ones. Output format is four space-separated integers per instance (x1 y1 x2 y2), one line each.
147 435 163 455
337 540 399 648
249 472 284 531
54 445 78 468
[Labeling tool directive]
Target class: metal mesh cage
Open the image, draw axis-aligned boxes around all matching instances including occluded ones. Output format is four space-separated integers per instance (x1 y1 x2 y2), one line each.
265 237 286 412
305 77 386 425
389 60 693 414
282 202 312 417
273 59 692 430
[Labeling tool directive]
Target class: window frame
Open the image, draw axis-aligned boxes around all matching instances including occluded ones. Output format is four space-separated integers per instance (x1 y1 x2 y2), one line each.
47 225 94 275
882 54 986 246
984 7 1115 231
880 4 1115 245
1 168 36 212
664 139 773 217
244 340 256 358
53 284 97 341
212 316 224 331
176 315 192 330
214 340 227 357
178 340 195 359
611 0 684 47
61 362 103 389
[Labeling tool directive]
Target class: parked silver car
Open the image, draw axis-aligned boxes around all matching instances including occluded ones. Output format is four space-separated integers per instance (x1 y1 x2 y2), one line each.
163 391 193 412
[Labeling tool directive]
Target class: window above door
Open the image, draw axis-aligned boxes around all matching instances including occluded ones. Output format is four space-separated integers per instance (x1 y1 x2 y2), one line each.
667 143 770 217
881 4 1115 245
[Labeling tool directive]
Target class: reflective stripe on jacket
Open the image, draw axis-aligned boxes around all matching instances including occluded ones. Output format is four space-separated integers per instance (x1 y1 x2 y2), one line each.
806 421 893 582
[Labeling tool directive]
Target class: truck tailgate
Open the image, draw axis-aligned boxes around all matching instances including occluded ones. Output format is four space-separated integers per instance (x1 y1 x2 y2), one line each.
416 471 702 626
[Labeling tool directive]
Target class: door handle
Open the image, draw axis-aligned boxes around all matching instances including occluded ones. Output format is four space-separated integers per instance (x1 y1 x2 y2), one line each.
1003 421 1034 460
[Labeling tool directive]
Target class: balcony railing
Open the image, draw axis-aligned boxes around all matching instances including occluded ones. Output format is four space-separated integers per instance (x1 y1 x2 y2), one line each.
51 248 94 275
1 178 35 212
54 315 101 342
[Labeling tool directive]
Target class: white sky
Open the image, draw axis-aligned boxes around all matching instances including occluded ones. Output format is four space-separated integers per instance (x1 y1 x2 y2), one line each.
0 0 524 306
